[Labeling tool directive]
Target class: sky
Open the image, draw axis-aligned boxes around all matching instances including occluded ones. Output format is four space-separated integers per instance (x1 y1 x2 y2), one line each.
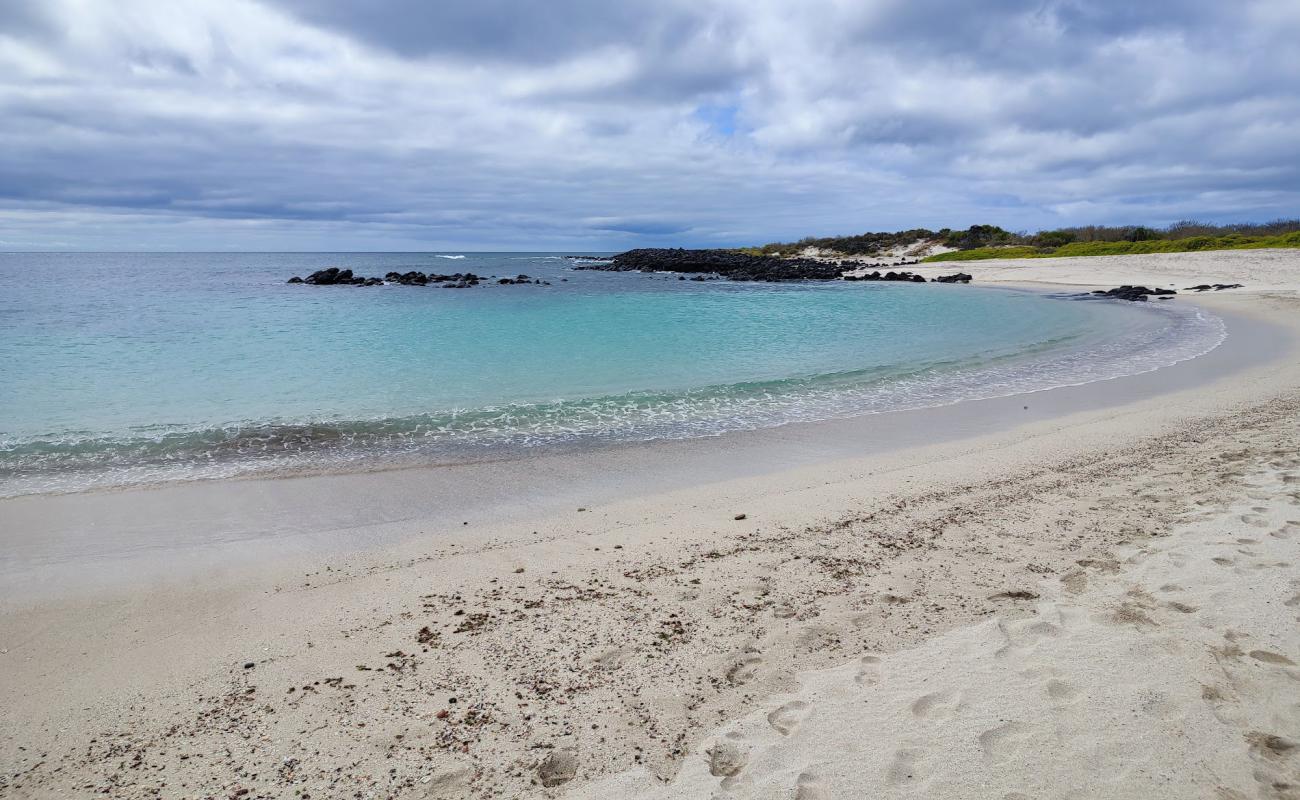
1 0 1298 251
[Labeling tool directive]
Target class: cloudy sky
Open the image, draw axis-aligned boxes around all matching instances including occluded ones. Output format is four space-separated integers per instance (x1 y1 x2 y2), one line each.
2 0 1298 251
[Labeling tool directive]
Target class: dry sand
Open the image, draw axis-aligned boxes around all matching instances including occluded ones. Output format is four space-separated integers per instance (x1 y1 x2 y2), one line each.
904 246 1300 292
2 250 1299 799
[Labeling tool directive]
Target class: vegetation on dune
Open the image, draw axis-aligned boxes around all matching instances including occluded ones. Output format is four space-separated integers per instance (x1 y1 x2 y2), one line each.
741 219 1300 262
739 227 943 257
923 229 1300 262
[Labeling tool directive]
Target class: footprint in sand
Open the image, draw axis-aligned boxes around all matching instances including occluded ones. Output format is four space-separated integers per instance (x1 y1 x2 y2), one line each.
996 617 1063 657
1046 678 1080 704
1059 569 1088 594
794 769 827 800
1245 732 1299 793
979 721 1030 763
1199 684 1242 726
911 689 961 719
1239 514 1271 528
726 654 764 686
1211 556 1236 567
590 648 629 670
1248 650 1296 666
767 700 810 736
706 740 748 778
1246 731 1297 762
855 655 883 687
772 604 797 619
885 745 930 786
1271 523 1298 539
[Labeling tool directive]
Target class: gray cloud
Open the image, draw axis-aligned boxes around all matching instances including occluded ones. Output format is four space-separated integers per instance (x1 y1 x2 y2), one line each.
0 0 1297 251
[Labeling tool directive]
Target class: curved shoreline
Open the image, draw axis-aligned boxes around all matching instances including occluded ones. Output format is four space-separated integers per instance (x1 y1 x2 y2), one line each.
0 292 1285 602
0 284 1228 500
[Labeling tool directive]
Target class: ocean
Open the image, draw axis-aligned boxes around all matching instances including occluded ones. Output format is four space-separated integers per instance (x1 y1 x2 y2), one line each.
0 252 1225 497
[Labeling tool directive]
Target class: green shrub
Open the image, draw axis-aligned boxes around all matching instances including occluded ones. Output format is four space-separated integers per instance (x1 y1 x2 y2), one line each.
921 231 1300 262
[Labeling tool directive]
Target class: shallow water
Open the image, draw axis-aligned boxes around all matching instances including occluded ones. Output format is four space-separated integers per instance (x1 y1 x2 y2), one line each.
0 252 1224 496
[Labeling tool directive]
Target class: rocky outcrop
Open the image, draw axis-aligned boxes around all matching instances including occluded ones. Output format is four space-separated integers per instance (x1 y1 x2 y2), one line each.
575 248 973 285
287 268 551 288
296 267 363 285
575 248 846 281
1185 283 1244 292
1089 285 1178 302
842 270 926 283
932 272 973 284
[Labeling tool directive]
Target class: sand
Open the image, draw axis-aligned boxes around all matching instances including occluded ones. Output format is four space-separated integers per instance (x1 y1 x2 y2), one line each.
905 246 1300 292
1 249 1299 799
575 451 1300 800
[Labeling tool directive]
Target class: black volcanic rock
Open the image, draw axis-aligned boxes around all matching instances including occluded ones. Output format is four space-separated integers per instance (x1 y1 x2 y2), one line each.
842 270 927 283
302 267 353 285
1089 285 1177 302
576 248 845 281
1186 283 1244 292
932 272 973 284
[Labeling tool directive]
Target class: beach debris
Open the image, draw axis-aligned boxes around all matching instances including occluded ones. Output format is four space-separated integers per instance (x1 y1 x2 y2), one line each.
536 749 578 787
242 662 255 669
1089 285 1177 302
734 513 747 520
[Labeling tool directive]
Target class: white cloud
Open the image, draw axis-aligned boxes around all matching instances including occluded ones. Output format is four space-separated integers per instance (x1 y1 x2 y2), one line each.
0 0 1297 250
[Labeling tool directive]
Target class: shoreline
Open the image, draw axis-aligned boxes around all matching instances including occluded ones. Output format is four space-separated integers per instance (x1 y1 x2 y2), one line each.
2 251 1299 798
0 280 1218 503
0 293 1270 604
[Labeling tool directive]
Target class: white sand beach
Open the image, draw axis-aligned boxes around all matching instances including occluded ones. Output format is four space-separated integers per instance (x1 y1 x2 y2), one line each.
2 250 1299 799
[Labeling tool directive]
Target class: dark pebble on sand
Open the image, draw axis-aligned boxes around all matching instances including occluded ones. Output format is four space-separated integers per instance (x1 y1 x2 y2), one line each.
734 513 747 520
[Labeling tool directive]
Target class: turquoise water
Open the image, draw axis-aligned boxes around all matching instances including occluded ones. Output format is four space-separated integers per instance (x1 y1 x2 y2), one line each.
0 252 1224 496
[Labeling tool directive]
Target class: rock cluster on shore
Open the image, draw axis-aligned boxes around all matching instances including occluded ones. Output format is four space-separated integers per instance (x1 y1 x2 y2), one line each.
575 248 972 285
287 267 548 288
1089 285 1177 301
577 248 847 281
1186 283 1244 292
